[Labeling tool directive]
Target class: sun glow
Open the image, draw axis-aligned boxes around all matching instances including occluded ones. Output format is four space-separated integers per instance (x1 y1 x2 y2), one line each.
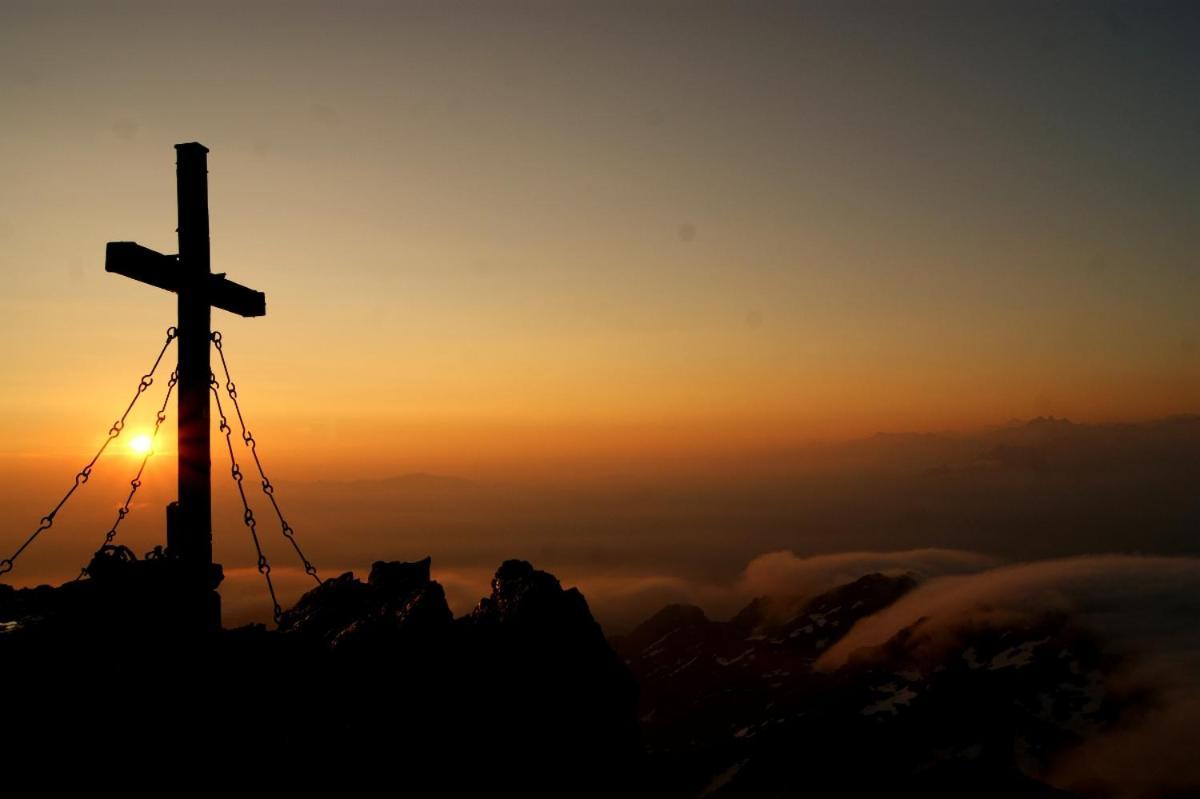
129 434 153 455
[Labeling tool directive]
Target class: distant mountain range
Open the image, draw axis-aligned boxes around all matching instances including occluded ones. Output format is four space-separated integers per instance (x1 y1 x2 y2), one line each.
613 570 1126 798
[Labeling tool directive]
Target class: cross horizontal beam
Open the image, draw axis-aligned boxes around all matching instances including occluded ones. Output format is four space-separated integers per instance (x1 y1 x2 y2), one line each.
106 241 266 317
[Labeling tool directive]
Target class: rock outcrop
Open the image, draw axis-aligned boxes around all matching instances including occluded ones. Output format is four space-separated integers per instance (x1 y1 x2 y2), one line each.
0 556 639 794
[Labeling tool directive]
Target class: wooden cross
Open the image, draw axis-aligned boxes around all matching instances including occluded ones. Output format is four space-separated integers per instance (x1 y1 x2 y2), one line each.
105 143 265 624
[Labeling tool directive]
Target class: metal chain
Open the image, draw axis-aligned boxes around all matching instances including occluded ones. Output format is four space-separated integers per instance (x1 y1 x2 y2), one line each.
211 330 321 584
210 372 282 624
0 327 177 578
78 367 179 578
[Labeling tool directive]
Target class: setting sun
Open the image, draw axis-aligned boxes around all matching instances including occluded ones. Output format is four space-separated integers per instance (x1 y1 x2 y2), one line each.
129 434 152 455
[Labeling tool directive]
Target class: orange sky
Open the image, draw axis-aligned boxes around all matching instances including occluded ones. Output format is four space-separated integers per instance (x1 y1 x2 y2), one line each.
1 3 1198 604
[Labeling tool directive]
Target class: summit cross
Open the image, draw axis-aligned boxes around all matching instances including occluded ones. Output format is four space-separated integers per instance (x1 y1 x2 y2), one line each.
105 143 265 623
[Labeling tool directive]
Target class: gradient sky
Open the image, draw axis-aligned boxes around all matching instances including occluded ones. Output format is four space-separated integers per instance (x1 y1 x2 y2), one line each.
1 2 1198 604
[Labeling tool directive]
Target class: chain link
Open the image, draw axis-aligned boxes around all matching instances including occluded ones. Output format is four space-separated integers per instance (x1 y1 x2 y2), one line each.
77 368 179 577
210 372 282 624
1 327 177 578
211 331 321 584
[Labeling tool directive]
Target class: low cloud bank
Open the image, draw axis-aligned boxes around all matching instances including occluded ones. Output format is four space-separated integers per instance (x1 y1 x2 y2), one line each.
738 547 998 599
818 554 1200 671
567 547 997 633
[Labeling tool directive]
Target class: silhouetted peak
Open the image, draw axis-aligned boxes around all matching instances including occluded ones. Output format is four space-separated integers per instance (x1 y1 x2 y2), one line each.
996 415 1077 432
610 603 719 659
368 555 431 593
278 571 369 637
278 558 451 648
726 572 917 636
468 559 599 636
729 596 772 631
808 570 919 611
494 557 545 587
646 602 711 631
1024 415 1075 429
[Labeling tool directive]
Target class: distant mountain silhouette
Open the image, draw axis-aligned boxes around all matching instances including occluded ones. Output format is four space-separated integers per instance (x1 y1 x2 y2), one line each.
613 573 1127 798
209 414 1200 593
300 471 478 493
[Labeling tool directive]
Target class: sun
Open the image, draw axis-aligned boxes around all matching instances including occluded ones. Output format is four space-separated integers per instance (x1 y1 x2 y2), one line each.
129 434 153 455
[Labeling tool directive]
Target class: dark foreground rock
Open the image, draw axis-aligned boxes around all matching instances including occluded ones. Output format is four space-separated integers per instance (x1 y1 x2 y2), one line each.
0 555 639 793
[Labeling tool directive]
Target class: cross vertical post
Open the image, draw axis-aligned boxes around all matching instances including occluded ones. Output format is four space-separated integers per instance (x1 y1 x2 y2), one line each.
173 143 213 571
170 142 220 631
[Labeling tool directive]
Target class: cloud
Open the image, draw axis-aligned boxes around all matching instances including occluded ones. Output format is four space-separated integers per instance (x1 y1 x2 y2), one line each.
814 554 1200 799
738 548 999 600
559 548 997 633
818 555 1200 670
220 565 346 626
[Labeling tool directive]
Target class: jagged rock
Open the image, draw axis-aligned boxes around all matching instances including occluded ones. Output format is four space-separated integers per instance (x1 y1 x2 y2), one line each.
278 557 453 650
728 596 771 631
468 558 598 633
453 558 641 787
0 553 640 795
368 555 431 594
277 570 375 643
628 603 712 643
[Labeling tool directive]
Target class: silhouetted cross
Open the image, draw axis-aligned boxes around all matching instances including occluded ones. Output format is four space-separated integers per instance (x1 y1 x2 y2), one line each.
105 143 264 621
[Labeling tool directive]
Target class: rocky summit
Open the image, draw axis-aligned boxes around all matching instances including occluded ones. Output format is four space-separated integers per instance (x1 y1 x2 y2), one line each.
0 555 639 792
